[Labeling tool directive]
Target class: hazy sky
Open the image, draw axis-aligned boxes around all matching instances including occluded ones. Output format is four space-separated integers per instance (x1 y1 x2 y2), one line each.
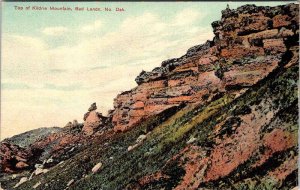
1 1 294 139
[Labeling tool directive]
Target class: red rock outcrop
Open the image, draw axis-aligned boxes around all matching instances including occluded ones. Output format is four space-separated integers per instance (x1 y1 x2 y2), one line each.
0 142 32 173
112 3 299 132
82 103 108 135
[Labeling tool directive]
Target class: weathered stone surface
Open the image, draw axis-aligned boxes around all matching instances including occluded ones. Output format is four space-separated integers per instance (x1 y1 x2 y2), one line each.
220 46 265 59
263 38 286 53
0 142 33 173
273 14 291 28
82 111 103 135
111 3 298 132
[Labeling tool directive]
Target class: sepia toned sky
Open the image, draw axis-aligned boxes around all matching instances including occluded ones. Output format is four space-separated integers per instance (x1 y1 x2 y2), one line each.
1 1 293 139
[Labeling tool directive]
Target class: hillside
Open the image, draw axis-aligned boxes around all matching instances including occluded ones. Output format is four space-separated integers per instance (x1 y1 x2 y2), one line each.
0 3 298 190
2 127 62 148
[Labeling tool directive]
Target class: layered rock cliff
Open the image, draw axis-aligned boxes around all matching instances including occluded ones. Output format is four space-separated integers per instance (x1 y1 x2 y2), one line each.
0 3 298 190
112 3 299 132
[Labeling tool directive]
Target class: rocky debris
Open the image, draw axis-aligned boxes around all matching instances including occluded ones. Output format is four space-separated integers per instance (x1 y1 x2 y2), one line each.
0 142 32 173
11 174 17 179
67 179 74 186
64 120 83 134
186 137 197 144
15 122 113 178
34 163 43 169
15 161 29 169
92 162 103 173
46 157 54 164
33 181 41 189
34 168 49 175
28 125 86 165
14 177 28 188
127 144 139 152
135 134 147 144
33 162 49 175
127 134 148 152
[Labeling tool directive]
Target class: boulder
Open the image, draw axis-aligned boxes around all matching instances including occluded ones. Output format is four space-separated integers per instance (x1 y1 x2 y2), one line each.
127 146 134 152
14 177 28 188
35 164 43 169
15 161 29 169
187 137 197 144
67 179 75 186
46 157 54 164
82 111 104 135
33 181 41 189
127 144 139 152
136 135 147 144
88 102 97 112
35 168 49 175
92 162 103 173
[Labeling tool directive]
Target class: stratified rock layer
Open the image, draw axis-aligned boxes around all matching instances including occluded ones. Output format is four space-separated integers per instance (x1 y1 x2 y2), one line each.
112 3 299 132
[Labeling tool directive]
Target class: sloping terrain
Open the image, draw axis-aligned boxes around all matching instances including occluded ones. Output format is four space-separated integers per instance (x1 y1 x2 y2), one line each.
2 127 62 148
11 50 298 190
0 3 298 190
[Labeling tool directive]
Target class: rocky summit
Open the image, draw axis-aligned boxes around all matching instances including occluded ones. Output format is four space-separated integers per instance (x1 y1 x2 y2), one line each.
0 3 298 190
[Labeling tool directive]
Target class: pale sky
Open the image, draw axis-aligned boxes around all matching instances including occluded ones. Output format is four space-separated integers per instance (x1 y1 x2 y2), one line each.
1 1 294 139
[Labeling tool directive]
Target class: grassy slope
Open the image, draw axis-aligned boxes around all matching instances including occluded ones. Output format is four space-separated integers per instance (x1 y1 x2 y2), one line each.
16 52 298 190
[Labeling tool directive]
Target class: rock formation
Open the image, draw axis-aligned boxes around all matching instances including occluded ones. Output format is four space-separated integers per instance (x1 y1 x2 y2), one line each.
82 103 108 135
0 3 298 190
0 142 32 173
111 3 299 132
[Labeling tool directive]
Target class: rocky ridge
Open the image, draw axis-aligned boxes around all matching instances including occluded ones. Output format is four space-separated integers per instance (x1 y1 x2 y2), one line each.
111 3 299 132
0 3 298 190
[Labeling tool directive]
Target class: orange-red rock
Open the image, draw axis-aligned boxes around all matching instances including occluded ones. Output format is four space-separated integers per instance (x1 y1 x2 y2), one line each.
82 111 104 135
273 14 291 28
15 161 29 169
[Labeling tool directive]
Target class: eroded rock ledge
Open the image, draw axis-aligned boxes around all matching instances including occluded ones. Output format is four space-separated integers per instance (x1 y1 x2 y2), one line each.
112 3 299 132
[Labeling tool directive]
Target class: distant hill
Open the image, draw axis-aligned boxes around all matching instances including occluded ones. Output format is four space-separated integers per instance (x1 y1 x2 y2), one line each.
2 127 62 148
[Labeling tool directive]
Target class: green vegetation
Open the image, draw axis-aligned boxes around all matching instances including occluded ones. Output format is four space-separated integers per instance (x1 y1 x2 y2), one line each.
15 62 298 190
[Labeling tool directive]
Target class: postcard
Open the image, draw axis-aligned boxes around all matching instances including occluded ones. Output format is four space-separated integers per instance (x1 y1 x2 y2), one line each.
0 1 298 189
